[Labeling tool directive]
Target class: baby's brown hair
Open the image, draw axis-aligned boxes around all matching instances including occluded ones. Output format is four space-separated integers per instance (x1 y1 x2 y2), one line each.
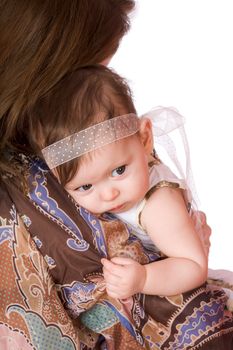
29 65 137 185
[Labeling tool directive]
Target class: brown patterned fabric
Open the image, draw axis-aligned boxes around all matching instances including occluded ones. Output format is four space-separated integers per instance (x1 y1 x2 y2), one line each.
0 154 233 349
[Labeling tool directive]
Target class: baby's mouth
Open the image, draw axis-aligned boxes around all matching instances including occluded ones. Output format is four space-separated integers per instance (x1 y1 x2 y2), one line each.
108 203 125 213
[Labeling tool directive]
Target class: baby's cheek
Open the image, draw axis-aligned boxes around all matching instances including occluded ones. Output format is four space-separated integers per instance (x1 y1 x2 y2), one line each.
139 171 150 192
81 196 100 214
134 182 147 202
69 191 85 207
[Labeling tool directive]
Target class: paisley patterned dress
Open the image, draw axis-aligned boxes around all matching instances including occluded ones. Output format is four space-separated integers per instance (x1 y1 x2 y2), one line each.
0 154 233 349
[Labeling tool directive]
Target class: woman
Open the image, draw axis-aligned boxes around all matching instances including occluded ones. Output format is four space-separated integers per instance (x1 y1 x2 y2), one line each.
0 2 137 349
0 1 232 349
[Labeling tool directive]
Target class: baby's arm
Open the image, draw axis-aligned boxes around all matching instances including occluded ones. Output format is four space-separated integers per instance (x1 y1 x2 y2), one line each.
139 187 208 295
191 210 211 256
102 187 208 298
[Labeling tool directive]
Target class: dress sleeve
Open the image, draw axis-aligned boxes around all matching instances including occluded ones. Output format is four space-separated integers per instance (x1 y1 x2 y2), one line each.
137 163 189 230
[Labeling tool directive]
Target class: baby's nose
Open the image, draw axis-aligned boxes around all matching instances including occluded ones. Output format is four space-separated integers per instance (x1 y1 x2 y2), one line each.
101 187 119 201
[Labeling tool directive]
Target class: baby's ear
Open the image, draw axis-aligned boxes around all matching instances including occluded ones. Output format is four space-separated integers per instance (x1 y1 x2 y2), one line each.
138 117 153 155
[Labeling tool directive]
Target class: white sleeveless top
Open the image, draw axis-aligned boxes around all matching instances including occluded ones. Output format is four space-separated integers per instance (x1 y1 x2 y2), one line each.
115 162 187 252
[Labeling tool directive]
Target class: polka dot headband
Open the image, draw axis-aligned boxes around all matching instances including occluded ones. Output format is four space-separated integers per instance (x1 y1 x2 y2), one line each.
42 113 140 169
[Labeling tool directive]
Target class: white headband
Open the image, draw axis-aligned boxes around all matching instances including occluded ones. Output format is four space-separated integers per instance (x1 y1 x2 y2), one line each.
41 113 140 169
42 106 199 208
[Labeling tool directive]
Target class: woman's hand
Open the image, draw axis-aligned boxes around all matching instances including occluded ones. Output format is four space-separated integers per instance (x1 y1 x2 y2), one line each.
191 211 211 256
101 257 146 299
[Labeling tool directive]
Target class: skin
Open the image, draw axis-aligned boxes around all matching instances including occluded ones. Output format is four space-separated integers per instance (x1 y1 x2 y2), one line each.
65 121 151 215
65 118 208 299
191 210 211 256
101 57 211 258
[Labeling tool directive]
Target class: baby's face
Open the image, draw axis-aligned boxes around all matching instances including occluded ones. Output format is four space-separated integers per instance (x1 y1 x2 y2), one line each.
65 135 150 215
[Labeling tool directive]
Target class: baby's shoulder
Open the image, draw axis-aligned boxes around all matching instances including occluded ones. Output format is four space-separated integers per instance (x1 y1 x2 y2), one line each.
148 162 186 197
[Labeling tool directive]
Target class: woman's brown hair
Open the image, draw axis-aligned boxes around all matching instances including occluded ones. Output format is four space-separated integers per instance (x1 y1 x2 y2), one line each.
0 0 135 178
26 65 136 185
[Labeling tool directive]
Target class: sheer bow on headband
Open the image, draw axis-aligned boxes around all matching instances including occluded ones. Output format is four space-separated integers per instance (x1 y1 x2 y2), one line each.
42 106 199 207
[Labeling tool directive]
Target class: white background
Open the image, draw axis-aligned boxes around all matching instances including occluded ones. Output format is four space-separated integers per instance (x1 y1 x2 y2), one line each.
111 0 233 271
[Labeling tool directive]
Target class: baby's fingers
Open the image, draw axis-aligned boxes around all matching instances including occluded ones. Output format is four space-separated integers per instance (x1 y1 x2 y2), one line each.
105 283 127 299
101 258 124 277
101 258 114 270
103 268 121 285
105 287 122 299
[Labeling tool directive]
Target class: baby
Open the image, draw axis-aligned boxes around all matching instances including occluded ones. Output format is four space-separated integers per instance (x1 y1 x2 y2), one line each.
41 65 208 299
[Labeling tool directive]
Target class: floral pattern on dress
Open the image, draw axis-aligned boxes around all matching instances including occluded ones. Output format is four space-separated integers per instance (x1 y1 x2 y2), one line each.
1 154 233 349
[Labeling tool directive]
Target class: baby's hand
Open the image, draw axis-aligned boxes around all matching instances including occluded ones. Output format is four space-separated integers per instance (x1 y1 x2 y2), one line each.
101 257 146 299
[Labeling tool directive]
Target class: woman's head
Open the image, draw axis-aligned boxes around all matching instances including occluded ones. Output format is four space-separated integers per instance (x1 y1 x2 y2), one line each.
29 65 137 184
0 0 135 177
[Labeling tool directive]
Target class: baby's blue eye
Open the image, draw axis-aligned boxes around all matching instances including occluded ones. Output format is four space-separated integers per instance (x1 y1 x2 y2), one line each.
112 165 126 177
77 184 92 192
